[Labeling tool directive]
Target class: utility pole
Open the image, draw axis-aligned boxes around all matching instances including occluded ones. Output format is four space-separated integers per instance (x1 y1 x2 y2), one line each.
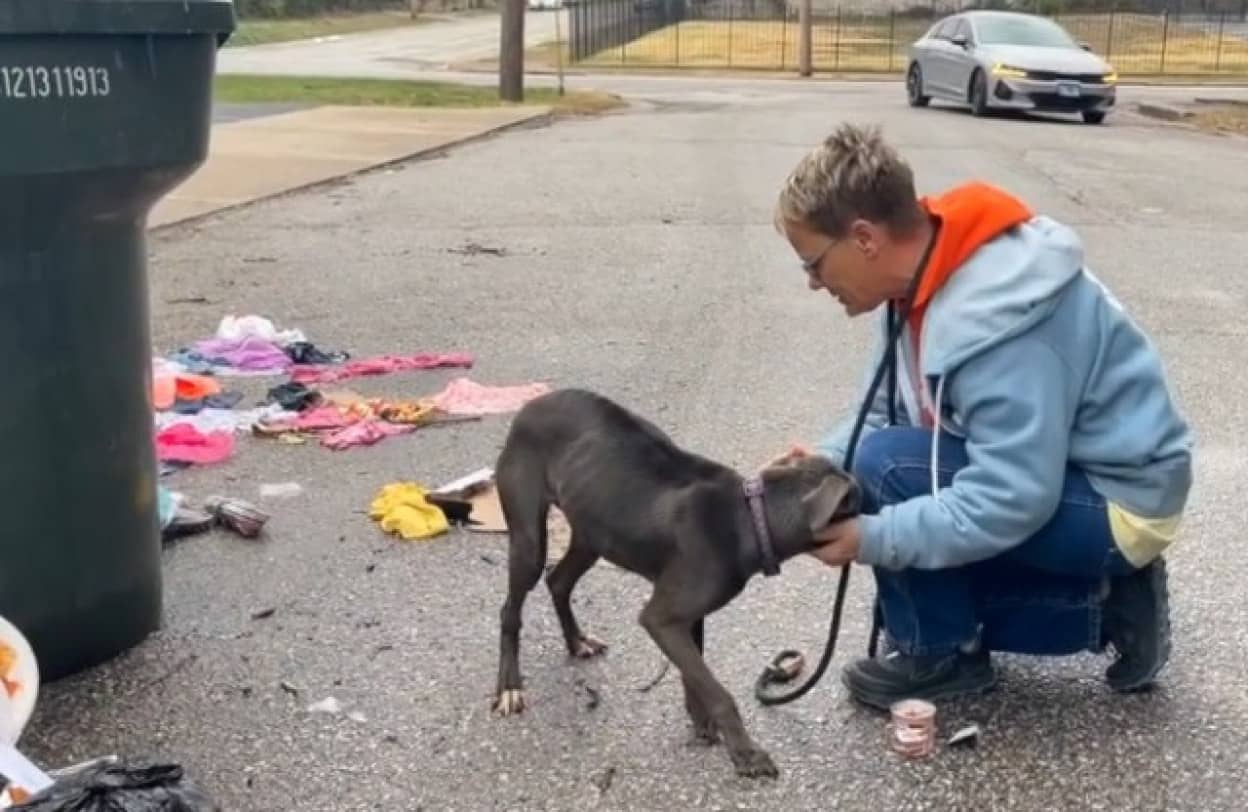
799 0 812 77
500 0 525 102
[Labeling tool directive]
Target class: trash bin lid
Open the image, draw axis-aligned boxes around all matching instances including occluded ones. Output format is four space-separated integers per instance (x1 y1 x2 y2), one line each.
0 0 236 36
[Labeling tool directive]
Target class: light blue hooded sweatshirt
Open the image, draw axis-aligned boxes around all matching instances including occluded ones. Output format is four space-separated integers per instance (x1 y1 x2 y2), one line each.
816 194 1194 572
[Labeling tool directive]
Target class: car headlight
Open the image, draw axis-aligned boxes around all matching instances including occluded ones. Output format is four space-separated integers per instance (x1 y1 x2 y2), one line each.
991 63 1027 78
1102 70 1118 83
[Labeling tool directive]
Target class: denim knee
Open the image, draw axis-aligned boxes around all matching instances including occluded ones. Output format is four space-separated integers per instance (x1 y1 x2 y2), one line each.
851 427 938 513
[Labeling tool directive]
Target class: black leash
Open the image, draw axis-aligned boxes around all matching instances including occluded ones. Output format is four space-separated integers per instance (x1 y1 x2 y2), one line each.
755 225 937 706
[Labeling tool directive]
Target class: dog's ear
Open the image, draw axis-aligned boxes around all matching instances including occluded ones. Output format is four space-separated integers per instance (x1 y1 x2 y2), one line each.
801 475 853 533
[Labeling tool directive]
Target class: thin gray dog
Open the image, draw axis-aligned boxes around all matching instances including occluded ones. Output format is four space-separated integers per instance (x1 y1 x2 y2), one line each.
490 388 860 779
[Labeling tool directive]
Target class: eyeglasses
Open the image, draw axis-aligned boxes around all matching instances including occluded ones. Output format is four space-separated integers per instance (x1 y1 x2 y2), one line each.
800 239 837 280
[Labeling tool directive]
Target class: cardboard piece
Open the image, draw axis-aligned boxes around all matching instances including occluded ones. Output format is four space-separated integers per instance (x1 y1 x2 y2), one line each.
431 468 572 560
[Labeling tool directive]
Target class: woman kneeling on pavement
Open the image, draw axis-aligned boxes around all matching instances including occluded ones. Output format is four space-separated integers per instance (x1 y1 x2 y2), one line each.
771 122 1193 710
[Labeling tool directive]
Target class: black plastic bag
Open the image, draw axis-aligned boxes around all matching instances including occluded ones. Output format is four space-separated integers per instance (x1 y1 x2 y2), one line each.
11 761 219 812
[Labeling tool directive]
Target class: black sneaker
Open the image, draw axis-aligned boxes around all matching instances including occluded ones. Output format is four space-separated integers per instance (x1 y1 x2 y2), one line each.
841 645 998 711
1102 557 1171 692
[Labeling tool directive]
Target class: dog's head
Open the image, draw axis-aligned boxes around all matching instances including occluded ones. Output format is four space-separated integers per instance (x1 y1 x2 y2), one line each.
759 455 862 555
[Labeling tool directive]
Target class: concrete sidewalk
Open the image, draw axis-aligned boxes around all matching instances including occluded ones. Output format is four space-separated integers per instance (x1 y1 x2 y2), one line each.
150 104 550 228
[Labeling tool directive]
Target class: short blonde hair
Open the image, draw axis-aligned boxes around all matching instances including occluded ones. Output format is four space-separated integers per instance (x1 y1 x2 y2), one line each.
775 123 923 239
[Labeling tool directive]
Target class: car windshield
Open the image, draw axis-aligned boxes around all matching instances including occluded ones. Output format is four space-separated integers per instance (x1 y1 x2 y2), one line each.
974 16 1078 48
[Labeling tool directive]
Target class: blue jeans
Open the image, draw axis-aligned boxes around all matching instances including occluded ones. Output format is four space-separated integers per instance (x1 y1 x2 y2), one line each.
855 427 1138 658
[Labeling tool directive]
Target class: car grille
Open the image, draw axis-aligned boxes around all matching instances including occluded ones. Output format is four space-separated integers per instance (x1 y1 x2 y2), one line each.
1025 70 1107 83
1026 92 1105 111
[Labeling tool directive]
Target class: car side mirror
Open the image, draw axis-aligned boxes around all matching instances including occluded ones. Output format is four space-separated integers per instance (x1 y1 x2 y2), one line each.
952 34 969 48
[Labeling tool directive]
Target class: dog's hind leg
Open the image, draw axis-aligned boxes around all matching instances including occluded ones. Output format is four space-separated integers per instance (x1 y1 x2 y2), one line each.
545 536 606 659
492 470 550 717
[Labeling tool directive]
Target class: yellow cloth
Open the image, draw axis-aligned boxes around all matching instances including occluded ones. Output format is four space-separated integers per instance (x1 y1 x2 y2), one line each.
1107 501 1183 568
369 482 449 540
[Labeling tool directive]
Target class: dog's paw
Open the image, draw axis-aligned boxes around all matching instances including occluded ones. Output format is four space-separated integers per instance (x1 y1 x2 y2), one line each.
492 689 526 717
573 635 608 659
731 748 779 780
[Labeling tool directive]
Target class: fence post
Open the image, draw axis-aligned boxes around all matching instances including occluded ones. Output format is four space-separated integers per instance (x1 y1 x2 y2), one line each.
781 11 788 71
1216 10 1225 71
674 16 680 66
727 0 734 69
888 9 895 72
1105 9 1114 61
1160 9 1169 74
834 5 842 71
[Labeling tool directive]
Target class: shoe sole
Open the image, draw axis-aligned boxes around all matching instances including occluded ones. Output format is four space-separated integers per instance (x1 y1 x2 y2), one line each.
1108 558 1171 692
841 667 999 712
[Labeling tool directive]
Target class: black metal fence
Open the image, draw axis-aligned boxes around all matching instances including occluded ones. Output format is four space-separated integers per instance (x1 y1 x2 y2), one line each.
564 0 1248 75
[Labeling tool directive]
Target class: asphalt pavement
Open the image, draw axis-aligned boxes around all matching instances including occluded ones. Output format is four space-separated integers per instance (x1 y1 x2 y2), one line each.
16 78 1248 810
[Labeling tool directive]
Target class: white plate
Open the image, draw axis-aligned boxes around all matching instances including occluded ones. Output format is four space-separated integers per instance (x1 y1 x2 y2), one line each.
0 617 38 746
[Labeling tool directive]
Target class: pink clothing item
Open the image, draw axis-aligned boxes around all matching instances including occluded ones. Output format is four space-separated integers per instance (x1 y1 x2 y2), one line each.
195 335 291 372
321 419 416 450
429 377 552 416
289 352 474 385
156 424 235 465
292 406 357 432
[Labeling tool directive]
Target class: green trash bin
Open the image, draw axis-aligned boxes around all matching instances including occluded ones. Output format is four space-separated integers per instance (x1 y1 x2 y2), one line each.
0 0 236 682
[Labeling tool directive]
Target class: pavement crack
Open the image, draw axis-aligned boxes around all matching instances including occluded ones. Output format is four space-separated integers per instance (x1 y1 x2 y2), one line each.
1020 149 1088 208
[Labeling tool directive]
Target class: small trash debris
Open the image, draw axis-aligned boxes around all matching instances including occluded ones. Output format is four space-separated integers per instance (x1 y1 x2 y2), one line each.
590 765 615 795
635 661 670 693
307 697 342 715
259 482 303 500
279 681 301 697
448 241 507 257
203 496 270 539
888 699 937 760
3 759 219 811
583 685 601 711
347 711 368 724
158 488 215 542
947 724 980 749
250 607 277 621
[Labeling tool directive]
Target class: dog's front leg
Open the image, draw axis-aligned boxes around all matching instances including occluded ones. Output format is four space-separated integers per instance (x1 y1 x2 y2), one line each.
684 619 719 746
640 601 777 779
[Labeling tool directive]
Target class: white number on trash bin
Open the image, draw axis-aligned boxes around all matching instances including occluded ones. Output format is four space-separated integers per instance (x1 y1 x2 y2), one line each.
0 66 112 99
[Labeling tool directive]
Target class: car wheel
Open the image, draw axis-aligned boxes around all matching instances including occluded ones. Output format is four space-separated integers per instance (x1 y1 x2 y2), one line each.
1082 111 1107 125
968 69 989 117
907 63 931 108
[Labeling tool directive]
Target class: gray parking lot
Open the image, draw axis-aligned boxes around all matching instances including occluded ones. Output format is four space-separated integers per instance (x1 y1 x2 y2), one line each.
19 79 1248 810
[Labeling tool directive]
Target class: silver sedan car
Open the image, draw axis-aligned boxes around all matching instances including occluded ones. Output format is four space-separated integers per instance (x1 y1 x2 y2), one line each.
905 10 1118 124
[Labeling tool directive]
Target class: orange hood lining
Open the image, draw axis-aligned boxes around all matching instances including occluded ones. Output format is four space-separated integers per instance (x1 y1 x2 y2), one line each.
907 182 1035 336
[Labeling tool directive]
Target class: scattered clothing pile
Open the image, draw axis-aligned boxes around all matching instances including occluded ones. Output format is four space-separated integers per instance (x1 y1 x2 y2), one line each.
149 312 554 546
187 315 343 377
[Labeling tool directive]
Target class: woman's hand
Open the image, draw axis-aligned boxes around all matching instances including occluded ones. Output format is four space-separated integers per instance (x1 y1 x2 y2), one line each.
763 444 814 470
809 518 861 567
